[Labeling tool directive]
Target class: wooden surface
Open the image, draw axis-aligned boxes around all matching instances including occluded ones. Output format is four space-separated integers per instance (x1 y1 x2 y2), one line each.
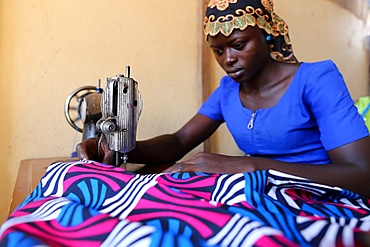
9 157 70 215
8 157 171 216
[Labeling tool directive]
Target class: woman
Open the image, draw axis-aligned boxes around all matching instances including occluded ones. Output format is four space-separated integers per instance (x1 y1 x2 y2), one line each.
77 0 370 197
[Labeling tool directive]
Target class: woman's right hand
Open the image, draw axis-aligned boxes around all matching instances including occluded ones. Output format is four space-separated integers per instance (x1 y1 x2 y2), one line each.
76 137 115 165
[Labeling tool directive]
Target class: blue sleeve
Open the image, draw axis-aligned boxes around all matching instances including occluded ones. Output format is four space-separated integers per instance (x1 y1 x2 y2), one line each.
198 80 225 123
303 60 368 150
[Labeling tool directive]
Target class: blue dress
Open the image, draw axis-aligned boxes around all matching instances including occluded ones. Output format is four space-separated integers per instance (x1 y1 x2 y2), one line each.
198 60 369 164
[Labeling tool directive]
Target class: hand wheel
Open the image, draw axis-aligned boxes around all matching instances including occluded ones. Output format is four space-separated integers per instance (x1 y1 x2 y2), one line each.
64 86 102 132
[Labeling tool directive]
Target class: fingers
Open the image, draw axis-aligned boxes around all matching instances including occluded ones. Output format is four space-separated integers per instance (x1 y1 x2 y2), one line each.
75 138 122 166
163 163 187 173
75 138 100 161
102 151 116 166
76 143 89 160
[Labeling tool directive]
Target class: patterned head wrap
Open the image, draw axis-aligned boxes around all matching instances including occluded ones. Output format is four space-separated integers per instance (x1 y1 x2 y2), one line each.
204 0 297 62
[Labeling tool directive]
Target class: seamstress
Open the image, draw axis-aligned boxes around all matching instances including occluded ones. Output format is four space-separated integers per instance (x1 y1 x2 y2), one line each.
76 0 370 197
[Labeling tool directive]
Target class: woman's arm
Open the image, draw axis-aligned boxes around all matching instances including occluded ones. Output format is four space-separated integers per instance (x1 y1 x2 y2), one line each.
76 114 222 165
129 114 221 165
164 136 370 198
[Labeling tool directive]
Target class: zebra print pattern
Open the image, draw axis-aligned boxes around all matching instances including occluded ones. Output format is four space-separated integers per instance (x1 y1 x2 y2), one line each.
1 160 369 247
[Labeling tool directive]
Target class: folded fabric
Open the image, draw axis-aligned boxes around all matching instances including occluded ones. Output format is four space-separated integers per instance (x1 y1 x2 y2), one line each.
1 160 369 247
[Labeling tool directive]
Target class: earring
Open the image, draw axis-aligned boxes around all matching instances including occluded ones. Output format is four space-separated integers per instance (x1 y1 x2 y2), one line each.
266 35 272 41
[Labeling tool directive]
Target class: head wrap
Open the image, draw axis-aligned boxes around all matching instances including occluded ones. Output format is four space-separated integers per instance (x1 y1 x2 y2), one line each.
204 0 297 62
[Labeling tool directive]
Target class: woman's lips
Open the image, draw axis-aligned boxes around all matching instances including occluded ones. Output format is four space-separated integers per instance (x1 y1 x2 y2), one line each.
227 69 244 79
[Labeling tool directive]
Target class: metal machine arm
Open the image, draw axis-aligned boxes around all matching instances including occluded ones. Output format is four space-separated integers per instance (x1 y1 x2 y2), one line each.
96 66 143 167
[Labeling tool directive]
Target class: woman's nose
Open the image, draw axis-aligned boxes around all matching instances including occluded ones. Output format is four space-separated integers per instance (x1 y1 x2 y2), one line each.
224 49 237 66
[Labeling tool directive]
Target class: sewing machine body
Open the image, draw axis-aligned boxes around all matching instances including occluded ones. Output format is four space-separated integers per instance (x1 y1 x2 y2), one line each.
65 67 143 165
64 86 103 140
80 92 103 140
96 68 143 164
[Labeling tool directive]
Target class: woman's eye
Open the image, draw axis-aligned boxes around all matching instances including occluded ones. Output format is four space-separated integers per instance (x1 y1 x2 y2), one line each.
212 49 223 55
233 42 244 50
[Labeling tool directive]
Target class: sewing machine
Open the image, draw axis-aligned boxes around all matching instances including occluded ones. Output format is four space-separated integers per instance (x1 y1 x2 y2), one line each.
97 66 143 167
64 66 143 167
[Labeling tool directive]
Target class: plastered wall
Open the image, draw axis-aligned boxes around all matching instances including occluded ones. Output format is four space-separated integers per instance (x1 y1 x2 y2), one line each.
0 0 203 224
0 0 369 224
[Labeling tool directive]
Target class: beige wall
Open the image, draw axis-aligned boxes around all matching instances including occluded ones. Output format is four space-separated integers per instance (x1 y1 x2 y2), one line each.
0 0 203 224
1 0 369 224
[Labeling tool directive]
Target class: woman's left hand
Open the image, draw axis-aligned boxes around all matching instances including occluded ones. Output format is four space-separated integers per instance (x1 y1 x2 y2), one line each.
162 152 255 174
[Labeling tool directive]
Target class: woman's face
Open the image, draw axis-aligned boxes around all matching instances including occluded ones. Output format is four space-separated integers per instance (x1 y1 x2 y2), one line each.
208 27 271 83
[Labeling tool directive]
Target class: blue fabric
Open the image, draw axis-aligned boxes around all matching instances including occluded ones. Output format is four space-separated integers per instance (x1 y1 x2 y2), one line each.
198 60 369 164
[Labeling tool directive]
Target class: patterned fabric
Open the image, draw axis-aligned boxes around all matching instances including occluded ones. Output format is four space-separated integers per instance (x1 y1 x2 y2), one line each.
204 0 297 62
1 160 370 246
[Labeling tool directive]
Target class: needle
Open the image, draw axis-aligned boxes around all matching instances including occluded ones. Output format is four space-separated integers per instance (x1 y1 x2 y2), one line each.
123 154 128 169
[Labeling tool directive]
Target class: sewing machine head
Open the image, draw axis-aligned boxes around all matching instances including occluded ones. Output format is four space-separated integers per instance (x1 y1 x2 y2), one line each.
64 66 143 165
96 66 143 165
